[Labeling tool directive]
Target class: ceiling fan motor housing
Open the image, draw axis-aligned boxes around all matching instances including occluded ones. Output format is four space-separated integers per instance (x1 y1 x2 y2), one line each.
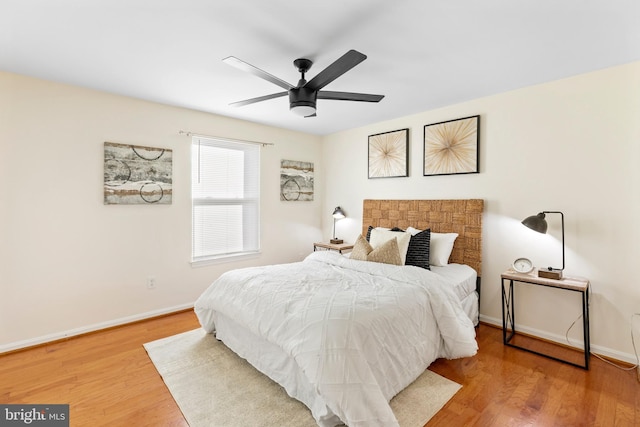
289 86 317 109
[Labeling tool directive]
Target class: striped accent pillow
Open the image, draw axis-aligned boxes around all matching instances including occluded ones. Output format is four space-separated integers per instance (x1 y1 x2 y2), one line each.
365 225 374 241
404 228 431 270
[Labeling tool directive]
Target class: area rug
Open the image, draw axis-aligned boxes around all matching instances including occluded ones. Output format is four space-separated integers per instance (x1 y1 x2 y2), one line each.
144 329 460 427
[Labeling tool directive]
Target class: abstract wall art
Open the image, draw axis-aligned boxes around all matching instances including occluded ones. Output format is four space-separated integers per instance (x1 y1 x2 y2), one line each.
368 128 409 178
280 159 314 201
423 115 479 176
104 142 173 204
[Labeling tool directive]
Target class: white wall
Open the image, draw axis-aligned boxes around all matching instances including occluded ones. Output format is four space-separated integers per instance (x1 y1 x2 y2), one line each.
321 61 640 362
3 62 639 362
0 71 323 350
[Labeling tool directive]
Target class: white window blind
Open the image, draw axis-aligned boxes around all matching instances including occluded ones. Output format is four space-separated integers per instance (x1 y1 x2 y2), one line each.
191 136 260 263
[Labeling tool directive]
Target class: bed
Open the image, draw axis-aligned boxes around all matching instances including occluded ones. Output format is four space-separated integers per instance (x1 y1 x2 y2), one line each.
195 199 483 427
362 199 483 326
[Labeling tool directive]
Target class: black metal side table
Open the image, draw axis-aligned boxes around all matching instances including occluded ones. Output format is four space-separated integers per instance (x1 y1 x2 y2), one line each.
501 269 590 369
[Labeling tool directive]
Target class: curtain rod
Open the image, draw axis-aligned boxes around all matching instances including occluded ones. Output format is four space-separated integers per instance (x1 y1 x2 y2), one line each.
179 130 274 147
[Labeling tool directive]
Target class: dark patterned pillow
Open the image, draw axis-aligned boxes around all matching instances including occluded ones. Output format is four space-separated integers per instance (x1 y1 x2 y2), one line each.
404 228 431 270
366 225 431 270
366 225 374 242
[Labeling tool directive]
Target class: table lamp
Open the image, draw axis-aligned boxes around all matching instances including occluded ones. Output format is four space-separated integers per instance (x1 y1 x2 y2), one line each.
331 206 345 244
521 211 565 279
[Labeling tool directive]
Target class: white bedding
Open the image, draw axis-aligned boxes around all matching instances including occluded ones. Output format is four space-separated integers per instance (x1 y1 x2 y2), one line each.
430 263 477 301
194 251 478 427
431 263 479 326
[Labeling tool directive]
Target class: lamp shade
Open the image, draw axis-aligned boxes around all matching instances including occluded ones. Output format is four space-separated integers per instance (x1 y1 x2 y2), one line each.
332 206 345 219
521 210 565 279
522 212 547 234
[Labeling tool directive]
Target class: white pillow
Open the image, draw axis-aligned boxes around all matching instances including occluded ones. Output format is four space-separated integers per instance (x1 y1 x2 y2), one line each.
406 226 421 236
407 227 458 266
369 228 412 264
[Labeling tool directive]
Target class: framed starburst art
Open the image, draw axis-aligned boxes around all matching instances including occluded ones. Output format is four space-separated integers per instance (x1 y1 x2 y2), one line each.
368 128 409 178
423 115 480 176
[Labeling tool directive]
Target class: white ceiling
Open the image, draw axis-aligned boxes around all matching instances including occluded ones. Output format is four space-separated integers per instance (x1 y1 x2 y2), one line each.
2 0 639 135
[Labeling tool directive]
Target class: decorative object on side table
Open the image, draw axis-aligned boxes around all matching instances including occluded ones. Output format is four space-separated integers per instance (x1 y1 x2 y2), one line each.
423 115 479 176
512 257 534 274
521 211 565 279
331 206 346 244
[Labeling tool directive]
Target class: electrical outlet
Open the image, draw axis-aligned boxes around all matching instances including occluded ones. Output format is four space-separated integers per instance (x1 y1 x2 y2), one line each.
147 276 156 289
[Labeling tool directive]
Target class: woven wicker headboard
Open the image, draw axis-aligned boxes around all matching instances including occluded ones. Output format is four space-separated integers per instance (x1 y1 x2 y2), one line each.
362 199 483 276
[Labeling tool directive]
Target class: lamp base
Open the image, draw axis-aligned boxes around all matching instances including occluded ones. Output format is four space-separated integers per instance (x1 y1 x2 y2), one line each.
330 238 344 244
538 268 563 280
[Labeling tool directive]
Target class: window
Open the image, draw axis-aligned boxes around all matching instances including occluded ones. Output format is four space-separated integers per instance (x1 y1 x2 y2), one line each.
191 136 260 264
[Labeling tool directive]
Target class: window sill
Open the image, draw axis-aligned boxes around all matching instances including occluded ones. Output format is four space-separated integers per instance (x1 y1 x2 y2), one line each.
191 251 261 268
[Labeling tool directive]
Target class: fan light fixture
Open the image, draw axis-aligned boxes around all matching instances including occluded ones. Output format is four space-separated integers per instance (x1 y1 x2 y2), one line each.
521 211 565 280
289 85 317 117
331 206 346 244
290 104 316 117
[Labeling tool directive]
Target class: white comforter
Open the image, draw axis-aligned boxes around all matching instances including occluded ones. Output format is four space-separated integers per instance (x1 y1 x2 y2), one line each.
195 251 478 427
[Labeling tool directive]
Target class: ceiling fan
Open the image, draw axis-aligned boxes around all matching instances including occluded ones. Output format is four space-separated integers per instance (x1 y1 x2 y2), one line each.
223 49 384 117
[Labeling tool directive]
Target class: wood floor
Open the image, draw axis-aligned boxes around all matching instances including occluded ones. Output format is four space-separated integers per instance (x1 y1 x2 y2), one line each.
1 310 638 426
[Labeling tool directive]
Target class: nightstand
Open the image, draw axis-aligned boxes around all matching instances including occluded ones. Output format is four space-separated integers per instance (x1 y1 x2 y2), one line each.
313 242 353 254
501 269 590 369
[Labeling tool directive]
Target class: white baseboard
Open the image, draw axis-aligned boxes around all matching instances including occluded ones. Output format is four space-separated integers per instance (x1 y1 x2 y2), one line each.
480 314 638 365
0 303 194 354
3 308 637 367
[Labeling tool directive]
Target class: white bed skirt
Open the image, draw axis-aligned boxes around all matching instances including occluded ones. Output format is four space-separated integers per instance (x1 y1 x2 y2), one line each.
212 311 345 427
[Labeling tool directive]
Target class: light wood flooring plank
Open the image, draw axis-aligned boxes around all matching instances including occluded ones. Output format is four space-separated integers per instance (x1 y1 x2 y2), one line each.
1 310 639 426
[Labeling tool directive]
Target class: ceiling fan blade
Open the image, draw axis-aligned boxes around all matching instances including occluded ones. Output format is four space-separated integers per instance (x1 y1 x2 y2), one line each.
305 50 367 91
318 91 384 102
223 56 294 91
230 91 288 107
